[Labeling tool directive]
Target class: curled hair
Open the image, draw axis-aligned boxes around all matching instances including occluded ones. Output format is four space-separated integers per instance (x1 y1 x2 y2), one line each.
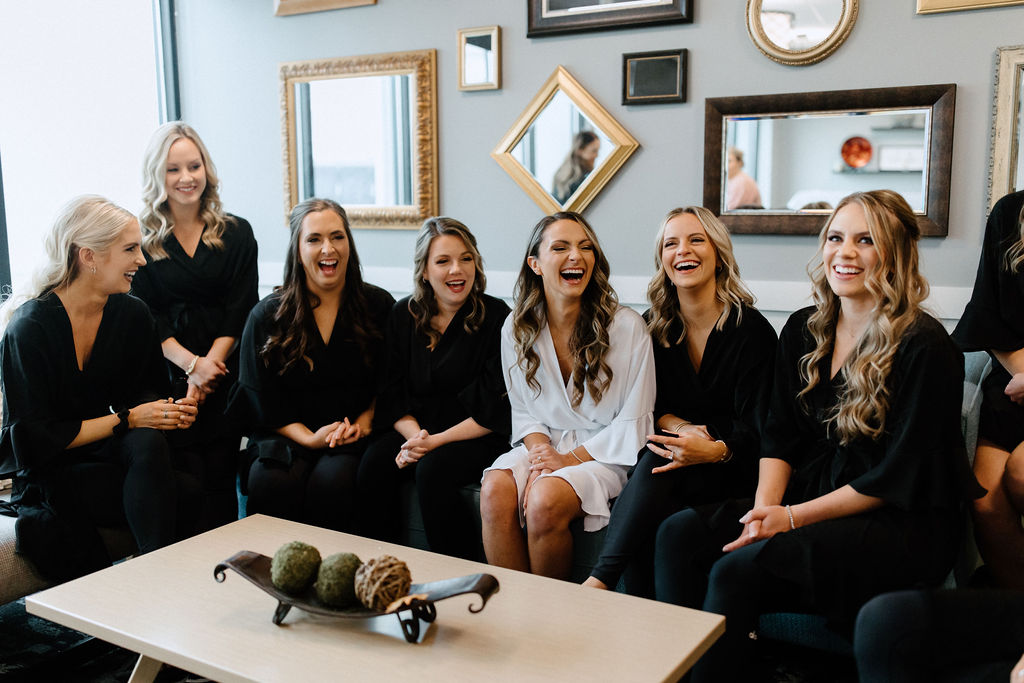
646 206 755 347
409 217 488 349
552 130 598 203
1002 200 1024 272
511 211 618 407
140 121 227 260
259 198 380 374
799 190 929 443
1 196 136 326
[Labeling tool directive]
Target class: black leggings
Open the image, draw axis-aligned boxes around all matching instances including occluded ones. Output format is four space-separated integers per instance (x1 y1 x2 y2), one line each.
590 448 739 596
246 437 364 532
854 589 1024 683
356 430 506 560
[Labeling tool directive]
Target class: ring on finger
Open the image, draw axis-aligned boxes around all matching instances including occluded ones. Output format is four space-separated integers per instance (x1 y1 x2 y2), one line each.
163 410 168 419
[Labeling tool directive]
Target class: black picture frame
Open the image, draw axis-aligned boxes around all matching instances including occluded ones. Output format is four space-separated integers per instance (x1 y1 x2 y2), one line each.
622 49 687 105
527 0 692 38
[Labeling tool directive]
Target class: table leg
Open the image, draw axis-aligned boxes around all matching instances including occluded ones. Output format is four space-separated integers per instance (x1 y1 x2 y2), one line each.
128 654 164 683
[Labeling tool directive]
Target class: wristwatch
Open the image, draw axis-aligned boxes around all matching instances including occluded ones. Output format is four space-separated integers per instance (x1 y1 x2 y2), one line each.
112 409 131 437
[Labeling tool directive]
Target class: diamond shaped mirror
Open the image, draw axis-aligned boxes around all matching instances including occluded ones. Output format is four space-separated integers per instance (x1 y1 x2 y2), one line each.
492 67 639 214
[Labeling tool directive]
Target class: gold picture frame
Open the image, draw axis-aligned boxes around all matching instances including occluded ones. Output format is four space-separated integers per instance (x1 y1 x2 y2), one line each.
492 66 639 214
274 0 375 16
746 0 859 66
988 45 1024 209
280 49 438 230
916 0 1024 13
457 26 501 92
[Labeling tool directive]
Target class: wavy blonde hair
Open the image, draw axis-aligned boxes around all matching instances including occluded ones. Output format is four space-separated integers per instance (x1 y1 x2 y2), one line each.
646 206 755 347
409 217 488 350
1 196 136 327
511 212 618 408
140 121 227 260
798 190 929 444
1002 200 1024 271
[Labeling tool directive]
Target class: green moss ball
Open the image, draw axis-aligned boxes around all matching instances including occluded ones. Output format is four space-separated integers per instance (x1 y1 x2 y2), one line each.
314 552 363 607
270 541 321 595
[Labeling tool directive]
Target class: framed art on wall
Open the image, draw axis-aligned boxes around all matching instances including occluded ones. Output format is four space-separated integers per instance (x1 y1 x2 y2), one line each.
622 49 687 105
527 0 692 38
916 0 1024 13
274 0 375 16
458 26 501 91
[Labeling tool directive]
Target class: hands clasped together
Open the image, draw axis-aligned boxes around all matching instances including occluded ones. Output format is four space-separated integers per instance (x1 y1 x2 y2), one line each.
186 356 229 404
307 418 365 450
646 424 725 473
1005 373 1024 405
722 505 795 552
130 397 198 430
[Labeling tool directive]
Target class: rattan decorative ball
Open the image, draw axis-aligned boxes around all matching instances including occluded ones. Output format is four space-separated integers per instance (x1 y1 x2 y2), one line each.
270 541 321 595
354 554 412 611
314 552 362 608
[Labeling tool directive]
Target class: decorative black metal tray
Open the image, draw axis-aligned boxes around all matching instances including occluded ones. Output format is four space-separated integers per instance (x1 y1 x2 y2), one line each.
214 550 499 643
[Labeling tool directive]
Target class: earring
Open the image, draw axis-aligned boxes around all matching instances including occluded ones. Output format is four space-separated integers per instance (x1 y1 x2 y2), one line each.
90 266 97 275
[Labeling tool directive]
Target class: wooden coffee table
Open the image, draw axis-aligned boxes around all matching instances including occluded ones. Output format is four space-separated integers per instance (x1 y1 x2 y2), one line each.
26 514 723 682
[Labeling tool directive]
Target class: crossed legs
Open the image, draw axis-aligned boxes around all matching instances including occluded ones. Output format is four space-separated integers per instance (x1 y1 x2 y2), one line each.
972 439 1024 590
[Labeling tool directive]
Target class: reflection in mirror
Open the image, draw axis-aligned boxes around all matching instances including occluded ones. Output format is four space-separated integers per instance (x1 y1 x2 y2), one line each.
704 84 956 235
458 26 500 91
746 0 858 66
989 46 1024 209
492 66 639 214
281 49 438 230
724 109 929 214
510 91 613 205
295 75 415 206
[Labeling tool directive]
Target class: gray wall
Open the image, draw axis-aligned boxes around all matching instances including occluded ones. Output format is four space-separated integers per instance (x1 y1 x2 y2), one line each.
174 1 1023 321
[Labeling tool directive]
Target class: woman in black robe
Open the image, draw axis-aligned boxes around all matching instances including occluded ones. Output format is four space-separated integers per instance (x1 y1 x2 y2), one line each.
0 196 199 581
227 198 392 532
951 189 1024 590
583 206 775 597
131 122 258 529
653 190 982 681
356 217 510 560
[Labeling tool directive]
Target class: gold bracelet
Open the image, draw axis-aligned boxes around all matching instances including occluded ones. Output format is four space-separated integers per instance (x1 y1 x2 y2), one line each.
569 448 584 463
715 440 732 463
185 355 199 376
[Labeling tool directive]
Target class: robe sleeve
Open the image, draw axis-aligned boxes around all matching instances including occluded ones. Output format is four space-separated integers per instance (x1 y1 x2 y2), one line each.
715 312 776 466
0 314 81 473
760 310 814 469
849 319 983 509
578 309 656 467
216 216 259 339
225 298 287 432
126 298 173 406
502 317 552 445
129 255 175 342
456 297 512 436
952 191 1024 352
374 300 414 430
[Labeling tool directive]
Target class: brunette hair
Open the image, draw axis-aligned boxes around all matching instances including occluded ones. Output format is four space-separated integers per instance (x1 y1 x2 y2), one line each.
646 206 755 347
259 198 380 374
1002 201 1024 272
552 130 599 203
511 211 618 407
409 217 487 349
799 190 929 443
140 121 227 260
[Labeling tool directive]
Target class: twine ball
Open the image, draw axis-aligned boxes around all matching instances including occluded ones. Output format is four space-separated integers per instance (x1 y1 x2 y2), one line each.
354 554 412 611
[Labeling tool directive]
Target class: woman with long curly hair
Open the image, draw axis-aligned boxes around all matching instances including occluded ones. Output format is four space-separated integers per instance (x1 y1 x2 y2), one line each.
654 191 981 681
552 131 600 205
0 196 199 581
356 217 511 560
479 211 655 579
227 198 393 531
131 122 258 528
583 207 776 596
952 189 1024 590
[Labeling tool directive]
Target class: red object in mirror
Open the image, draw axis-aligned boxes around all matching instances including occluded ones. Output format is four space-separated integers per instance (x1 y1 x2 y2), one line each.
841 136 873 168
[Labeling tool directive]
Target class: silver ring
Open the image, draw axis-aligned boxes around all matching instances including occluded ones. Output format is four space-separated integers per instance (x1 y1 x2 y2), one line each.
163 410 168 419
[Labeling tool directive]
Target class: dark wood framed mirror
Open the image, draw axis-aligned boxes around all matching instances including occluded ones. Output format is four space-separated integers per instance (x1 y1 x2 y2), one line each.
703 84 956 236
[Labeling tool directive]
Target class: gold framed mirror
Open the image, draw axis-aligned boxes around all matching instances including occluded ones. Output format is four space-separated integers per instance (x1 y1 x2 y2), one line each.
989 44 1024 210
491 67 639 214
458 26 501 91
746 0 858 66
280 49 438 229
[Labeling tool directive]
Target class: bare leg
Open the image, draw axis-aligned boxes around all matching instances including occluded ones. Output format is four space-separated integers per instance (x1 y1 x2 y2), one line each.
480 470 529 572
525 477 583 579
972 439 1024 590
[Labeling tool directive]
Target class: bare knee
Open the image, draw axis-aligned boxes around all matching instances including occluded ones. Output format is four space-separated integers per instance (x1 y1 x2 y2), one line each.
525 480 578 536
1003 450 1024 503
480 470 518 526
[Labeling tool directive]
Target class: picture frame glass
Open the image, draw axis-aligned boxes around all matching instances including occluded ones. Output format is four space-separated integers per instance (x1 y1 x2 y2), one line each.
541 0 673 17
628 56 681 98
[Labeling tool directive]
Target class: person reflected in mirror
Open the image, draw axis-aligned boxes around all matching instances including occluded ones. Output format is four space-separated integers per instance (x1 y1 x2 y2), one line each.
582 207 776 597
653 191 982 681
552 131 600 206
131 122 259 530
227 198 393 532
356 218 511 560
0 196 200 582
725 146 763 211
479 212 655 579
800 201 834 211
952 189 1024 590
